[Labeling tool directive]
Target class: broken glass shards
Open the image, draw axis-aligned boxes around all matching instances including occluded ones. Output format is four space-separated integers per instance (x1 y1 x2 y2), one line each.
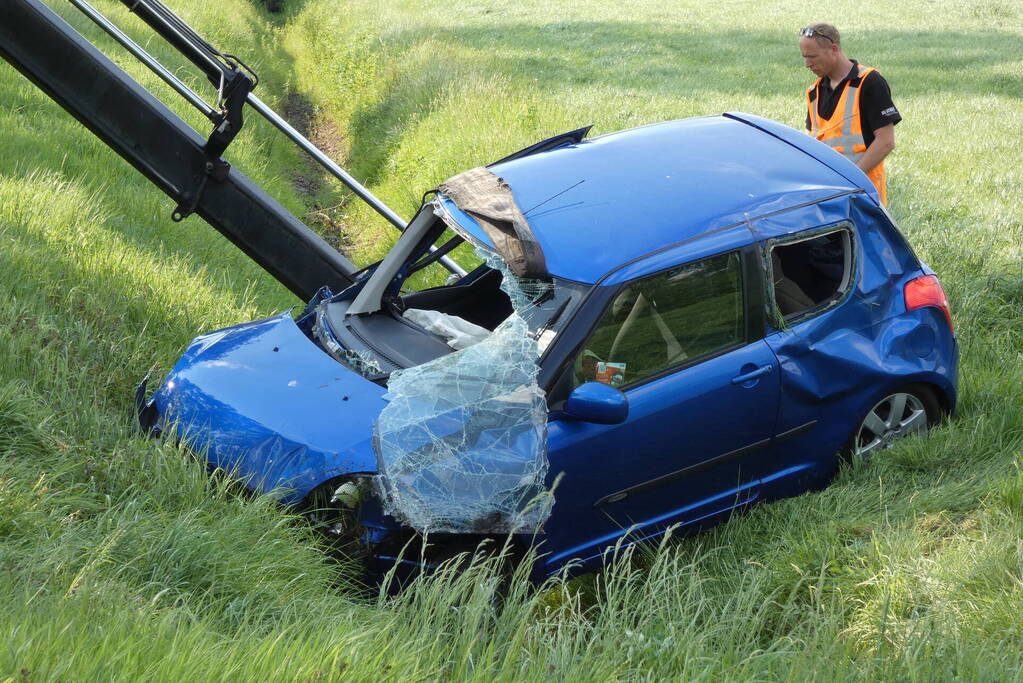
311 313 384 377
373 253 553 534
340 349 383 377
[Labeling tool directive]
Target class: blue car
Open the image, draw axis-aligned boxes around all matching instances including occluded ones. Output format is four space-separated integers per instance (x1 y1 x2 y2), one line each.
142 112 958 580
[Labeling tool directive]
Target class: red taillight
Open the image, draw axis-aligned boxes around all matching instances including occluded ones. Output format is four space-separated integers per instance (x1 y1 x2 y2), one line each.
904 274 953 332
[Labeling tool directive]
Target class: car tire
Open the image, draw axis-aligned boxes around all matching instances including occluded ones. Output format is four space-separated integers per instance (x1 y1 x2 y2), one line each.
300 478 370 566
844 383 943 460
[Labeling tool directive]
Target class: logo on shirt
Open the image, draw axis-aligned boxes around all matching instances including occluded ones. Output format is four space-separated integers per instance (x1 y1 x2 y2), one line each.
882 106 898 117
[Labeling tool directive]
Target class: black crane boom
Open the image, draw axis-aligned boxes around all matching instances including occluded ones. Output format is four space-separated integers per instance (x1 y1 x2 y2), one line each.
0 0 359 301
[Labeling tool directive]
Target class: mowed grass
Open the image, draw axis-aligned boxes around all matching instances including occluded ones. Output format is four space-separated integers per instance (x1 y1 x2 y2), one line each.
1 0 1023 679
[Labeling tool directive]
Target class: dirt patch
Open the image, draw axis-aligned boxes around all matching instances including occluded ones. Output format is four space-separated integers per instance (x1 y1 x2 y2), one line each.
280 92 360 254
281 91 324 197
281 91 351 198
309 116 348 165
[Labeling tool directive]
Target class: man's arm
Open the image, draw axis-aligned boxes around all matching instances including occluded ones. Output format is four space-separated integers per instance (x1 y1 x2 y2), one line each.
857 123 894 174
857 71 900 173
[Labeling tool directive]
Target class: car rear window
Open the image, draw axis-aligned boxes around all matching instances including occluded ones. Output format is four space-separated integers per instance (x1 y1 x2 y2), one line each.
573 251 744 388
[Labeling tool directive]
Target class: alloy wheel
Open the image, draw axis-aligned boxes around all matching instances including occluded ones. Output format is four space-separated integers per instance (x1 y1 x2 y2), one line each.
853 391 929 458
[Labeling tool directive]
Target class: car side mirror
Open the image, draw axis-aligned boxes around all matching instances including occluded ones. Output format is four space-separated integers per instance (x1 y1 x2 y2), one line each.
564 382 629 425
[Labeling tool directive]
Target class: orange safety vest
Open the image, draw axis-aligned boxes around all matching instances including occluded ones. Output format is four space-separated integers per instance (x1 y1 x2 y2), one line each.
806 65 888 206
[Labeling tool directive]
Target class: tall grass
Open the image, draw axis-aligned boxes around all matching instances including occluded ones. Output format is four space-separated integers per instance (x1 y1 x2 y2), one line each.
1 0 1022 679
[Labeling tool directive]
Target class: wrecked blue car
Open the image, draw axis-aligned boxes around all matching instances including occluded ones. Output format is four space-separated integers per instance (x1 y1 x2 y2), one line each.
141 113 958 579
0 1 955 580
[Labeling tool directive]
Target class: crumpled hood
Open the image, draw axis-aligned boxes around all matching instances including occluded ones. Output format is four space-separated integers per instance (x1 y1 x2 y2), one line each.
150 312 386 503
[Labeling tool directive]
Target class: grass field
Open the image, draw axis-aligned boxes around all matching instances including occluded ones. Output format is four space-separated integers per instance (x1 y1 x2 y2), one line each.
2 0 1023 679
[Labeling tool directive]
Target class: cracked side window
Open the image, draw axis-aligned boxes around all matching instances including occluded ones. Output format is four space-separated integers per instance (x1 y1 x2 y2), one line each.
573 251 744 389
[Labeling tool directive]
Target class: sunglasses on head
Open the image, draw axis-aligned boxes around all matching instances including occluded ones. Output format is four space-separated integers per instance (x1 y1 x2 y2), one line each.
799 27 835 42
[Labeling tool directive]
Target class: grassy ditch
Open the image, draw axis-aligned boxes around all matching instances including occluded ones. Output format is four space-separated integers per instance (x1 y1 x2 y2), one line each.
2 0 1023 679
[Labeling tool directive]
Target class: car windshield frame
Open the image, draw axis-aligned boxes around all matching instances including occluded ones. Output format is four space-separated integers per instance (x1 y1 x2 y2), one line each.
315 200 590 376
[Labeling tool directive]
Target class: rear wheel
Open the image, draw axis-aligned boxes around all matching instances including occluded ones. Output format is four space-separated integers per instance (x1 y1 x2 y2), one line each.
848 385 942 458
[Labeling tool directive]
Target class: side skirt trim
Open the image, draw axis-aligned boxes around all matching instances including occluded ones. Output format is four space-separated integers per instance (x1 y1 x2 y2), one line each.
593 438 771 508
774 419 818 443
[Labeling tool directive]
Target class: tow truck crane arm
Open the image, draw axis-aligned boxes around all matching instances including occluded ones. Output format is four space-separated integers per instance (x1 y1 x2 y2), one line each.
0 0 464 300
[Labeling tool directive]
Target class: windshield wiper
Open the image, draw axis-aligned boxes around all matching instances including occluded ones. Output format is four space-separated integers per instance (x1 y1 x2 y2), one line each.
534 296 571 338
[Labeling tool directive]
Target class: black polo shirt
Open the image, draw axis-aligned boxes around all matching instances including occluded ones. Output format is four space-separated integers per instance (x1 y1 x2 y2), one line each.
805 60 901 149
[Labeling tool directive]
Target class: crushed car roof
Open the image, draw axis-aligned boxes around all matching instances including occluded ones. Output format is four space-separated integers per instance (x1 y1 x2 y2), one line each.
441 113 876 284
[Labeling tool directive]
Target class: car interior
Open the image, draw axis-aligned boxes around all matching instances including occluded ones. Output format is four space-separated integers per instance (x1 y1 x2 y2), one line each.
770 229 850 318
315 205 585 378
318 264 515 374
571 252 744 389
401 268 513 331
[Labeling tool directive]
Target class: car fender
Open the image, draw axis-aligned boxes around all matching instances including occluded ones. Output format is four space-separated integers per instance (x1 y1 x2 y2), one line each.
148 312 386 503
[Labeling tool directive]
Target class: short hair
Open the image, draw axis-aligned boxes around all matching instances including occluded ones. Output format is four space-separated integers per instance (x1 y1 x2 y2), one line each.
802 23 841 47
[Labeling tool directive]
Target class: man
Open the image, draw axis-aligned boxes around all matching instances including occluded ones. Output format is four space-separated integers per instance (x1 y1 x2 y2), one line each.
799 23 901 205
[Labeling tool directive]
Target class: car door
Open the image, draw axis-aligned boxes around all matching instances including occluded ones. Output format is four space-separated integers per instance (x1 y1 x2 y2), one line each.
541 248 779 571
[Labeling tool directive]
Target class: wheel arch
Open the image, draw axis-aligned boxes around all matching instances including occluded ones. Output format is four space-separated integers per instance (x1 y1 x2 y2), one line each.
899 373 956 419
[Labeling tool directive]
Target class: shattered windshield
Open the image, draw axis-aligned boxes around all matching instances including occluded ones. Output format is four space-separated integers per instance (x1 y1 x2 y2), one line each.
311 184 584 533
372 249 556 534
